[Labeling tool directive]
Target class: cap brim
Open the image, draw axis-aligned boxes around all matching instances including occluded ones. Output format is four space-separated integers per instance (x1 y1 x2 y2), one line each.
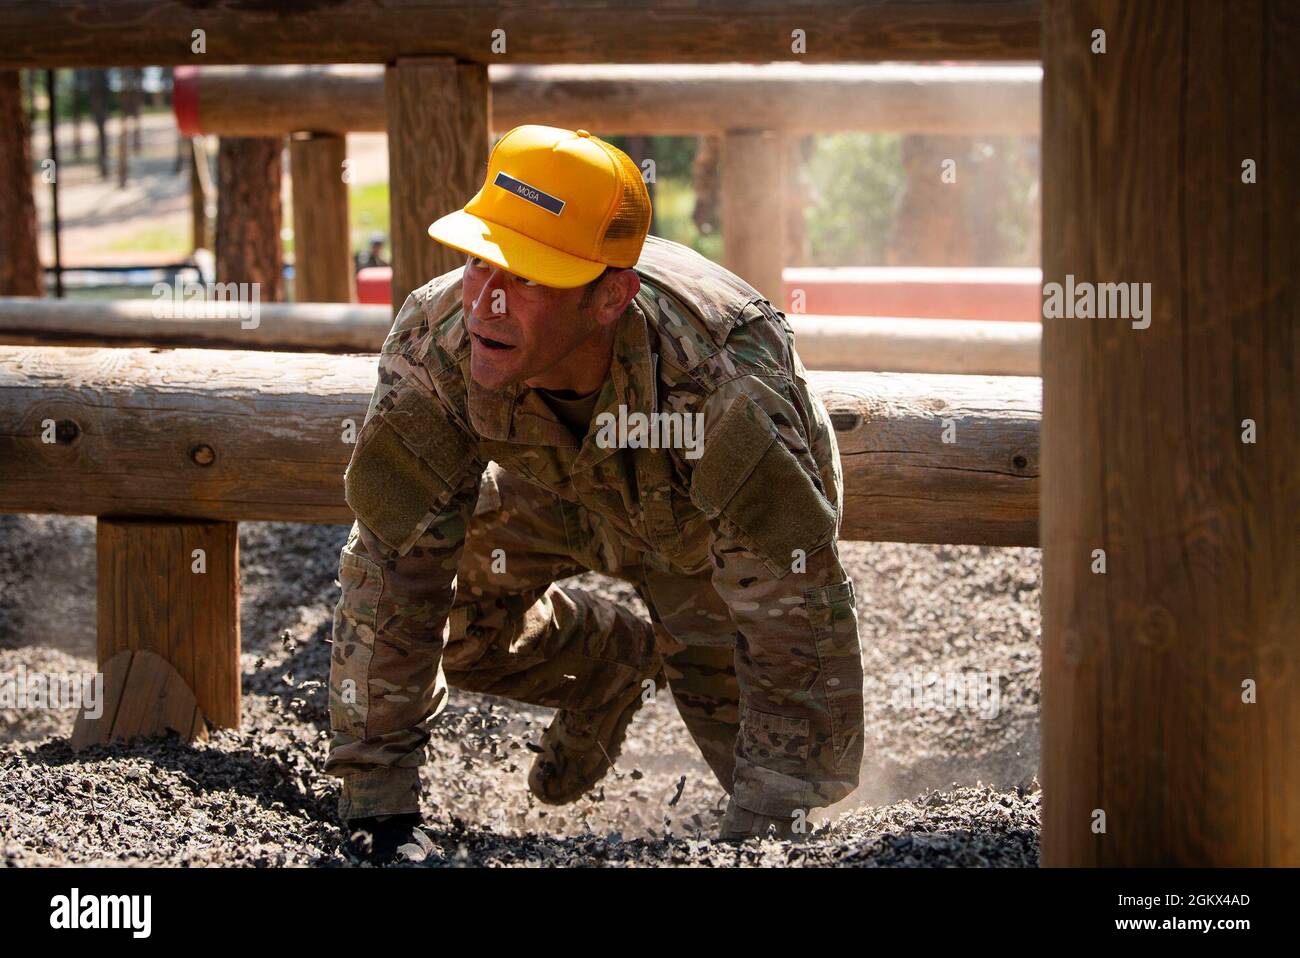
427 210 607 289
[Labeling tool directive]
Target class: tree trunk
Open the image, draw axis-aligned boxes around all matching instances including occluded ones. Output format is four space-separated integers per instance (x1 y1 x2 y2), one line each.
0 70 44 296
215 136 284 300
90 68 108 179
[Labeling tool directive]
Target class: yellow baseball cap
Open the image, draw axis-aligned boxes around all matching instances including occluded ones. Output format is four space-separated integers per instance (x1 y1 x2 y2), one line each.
427 124 652 289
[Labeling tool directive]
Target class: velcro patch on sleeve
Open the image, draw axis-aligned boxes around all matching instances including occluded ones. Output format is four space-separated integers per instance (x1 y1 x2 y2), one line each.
381 388 475 484
691 393 837 576
344 386 477 556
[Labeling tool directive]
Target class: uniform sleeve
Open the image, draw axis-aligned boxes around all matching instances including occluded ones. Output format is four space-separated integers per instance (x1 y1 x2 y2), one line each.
323 290 485 820
688 373 864 819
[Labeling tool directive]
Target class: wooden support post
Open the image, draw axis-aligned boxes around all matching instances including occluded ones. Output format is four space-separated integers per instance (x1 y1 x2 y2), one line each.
0 70 43 296
289 132 355 303
188 136 214 253
384 57 488 311
1041 0 1299 866
215 135 284 299
720 130 786 304
94 518 241 732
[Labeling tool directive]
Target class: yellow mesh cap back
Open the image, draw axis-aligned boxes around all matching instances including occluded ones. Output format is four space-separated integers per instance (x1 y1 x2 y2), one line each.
591 137 652 267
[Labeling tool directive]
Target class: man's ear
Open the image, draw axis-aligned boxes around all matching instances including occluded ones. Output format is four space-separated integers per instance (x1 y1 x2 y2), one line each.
594 269 641 326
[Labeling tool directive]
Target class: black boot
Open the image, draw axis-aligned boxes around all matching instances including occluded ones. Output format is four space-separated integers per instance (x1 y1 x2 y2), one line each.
344 813 433 864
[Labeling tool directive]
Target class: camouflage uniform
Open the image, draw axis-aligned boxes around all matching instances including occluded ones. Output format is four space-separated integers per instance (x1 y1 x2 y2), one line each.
325 236 864 822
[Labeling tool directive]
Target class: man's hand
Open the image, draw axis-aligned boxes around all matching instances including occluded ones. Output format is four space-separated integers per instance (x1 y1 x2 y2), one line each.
716 798 806 843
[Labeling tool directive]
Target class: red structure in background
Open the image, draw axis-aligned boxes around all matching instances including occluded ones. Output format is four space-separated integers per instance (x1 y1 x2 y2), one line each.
352 263 1042 322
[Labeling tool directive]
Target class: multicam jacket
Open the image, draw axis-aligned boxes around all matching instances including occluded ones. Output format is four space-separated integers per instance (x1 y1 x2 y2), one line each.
332 235 864 817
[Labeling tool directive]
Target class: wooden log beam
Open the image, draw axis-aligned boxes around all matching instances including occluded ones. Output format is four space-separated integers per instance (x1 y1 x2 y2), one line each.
173 64 1042 138
385 58 488 311
0 299 1043 375
1041 0 1299 866
288 132 355 303
0 2 1041 68
0 346 1040 546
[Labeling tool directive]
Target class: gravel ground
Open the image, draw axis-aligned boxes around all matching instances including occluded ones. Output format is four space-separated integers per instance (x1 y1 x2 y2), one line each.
0 513 1042 867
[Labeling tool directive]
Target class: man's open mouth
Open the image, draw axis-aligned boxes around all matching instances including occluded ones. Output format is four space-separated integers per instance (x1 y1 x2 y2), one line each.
473 332 515 351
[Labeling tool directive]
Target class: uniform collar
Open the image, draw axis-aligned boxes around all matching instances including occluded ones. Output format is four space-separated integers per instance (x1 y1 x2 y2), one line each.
463 296 658 469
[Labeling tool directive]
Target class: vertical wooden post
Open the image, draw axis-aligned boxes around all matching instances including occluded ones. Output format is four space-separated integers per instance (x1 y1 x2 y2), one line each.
384 56 489 311
720 129 787 304
189 135 214 253
889 134 979 266
215 135 284 300
1041 0 1298 866
96 519 241 730
0 70 44 296
289 132 355 303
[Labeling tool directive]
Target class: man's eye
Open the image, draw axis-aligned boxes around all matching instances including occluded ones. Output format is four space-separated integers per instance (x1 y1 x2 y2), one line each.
516 276 539 288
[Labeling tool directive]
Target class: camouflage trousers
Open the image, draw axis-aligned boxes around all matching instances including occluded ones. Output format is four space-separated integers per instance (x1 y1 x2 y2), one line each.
328 462 746 820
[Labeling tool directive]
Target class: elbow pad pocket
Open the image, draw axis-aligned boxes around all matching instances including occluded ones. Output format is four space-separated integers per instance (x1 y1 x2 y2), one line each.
344 384 477 558
690 393 837 577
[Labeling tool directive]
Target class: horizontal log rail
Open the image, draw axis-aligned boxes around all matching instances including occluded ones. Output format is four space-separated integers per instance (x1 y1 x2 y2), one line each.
0 298 1042 376
175 64 1042 137
0 1 1041 68
0 346 1040 546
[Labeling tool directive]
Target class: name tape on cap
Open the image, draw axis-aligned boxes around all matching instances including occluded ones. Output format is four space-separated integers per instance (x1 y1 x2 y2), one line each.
494 172 566 216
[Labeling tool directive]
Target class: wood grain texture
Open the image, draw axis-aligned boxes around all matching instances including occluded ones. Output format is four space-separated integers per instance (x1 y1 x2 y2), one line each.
0 71 44 296
181 64 1042 137
384 58 489 311
95 519 239 728
1041 0 1298 866
0 2 1041 68
0 347 1039 545
721 130 788 304
0 299 1042 374
215 136 284 299
289 133 355 304
71 649 209 749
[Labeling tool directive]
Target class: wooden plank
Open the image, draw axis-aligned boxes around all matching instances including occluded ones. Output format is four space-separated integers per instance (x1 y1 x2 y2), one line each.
95 518 241 729
175 63 1042 137
384 57 488 312
0 347 1039 546
1041 0 1299 866
0 298 1043 375
0 2 1042 68
71 649 209 749
289 132 355 303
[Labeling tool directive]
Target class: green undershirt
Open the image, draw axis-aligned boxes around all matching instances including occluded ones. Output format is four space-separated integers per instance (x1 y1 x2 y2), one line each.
536 385 602 440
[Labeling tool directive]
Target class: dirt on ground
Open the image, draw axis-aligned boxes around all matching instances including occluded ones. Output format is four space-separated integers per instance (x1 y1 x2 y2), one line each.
0 514 1041 867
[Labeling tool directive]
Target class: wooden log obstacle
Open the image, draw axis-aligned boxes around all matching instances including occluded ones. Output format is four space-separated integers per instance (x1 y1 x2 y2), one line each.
0 344 1040 743
0 298 1043 376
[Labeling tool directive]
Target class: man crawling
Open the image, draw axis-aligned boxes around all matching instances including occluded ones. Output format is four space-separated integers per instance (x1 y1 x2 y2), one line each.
325 125 863 861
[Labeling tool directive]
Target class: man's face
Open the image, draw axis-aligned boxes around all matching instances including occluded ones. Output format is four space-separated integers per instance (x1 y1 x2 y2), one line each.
461 255 604 391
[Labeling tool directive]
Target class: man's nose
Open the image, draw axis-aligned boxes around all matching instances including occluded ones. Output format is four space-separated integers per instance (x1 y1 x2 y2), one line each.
469 267 508 320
